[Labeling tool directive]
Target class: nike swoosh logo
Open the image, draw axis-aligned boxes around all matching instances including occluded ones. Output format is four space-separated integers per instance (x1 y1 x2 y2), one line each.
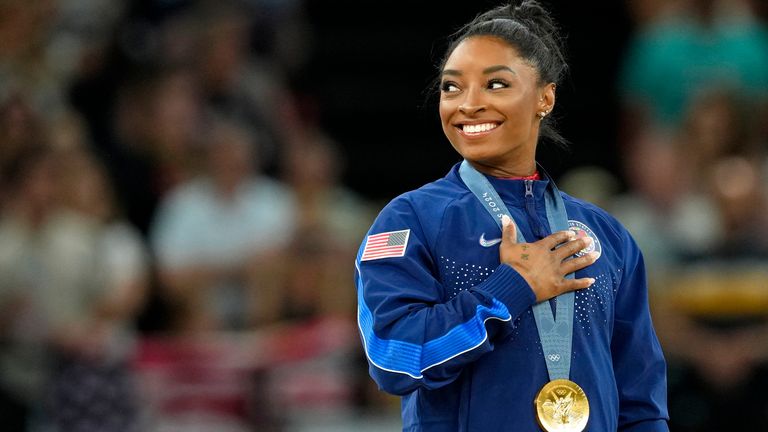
479 233 502 247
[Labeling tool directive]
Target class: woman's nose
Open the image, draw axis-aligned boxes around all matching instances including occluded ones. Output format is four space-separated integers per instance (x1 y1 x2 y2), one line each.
458 89 486 116
458 104 486 115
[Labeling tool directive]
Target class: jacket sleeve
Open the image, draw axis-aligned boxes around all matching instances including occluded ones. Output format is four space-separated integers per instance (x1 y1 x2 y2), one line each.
612 228 670 431
355 197 536 396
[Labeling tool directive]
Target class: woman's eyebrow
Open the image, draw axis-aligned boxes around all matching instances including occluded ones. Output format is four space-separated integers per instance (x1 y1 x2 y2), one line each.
441 65 516 77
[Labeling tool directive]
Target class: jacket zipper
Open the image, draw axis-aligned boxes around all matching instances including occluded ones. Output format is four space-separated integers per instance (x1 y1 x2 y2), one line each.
524 179 548 239
526 179 558 316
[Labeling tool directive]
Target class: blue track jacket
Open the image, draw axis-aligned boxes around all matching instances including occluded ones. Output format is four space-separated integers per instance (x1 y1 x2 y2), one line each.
354 163 669 431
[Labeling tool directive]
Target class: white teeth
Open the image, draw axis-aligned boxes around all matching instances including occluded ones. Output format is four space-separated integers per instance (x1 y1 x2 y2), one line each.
462 123 498 134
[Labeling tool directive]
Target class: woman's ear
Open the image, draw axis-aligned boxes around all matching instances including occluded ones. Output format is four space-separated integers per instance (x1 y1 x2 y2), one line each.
537 83 556 118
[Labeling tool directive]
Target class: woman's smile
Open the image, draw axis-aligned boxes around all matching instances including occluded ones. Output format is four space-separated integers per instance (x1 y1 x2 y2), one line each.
456 121 502 137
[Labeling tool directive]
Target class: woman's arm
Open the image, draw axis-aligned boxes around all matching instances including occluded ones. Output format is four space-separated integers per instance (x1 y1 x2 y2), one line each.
355 197 536 395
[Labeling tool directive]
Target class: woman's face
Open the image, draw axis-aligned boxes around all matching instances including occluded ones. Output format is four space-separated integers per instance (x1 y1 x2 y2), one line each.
439 36 554 174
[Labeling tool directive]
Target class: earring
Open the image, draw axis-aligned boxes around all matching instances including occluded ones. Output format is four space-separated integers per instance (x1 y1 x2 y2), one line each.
537 111 547 119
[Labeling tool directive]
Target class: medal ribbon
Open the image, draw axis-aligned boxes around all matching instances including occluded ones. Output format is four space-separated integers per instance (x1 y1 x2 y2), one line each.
459 160 574 381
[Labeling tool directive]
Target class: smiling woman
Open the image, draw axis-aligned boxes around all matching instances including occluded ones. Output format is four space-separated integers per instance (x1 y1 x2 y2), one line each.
439 36 553 177
353 1 669 431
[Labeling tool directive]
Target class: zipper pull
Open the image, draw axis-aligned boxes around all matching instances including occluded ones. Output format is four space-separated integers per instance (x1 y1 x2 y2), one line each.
524 179 547 239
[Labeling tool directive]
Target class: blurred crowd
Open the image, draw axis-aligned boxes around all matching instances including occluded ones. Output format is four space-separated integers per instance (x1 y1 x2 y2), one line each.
0 0 379 430
0 0 767 431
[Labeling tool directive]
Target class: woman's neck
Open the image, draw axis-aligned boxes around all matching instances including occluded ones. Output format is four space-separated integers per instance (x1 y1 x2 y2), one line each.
466 159 537 178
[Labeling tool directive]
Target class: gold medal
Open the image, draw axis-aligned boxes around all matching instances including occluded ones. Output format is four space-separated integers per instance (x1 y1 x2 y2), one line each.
534 379 590 432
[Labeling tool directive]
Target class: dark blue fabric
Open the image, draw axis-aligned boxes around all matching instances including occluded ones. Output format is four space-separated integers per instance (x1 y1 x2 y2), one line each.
355 163 669 431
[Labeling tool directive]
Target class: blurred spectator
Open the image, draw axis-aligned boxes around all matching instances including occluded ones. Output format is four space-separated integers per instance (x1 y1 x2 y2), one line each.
609 132 721 273
678 88 768 259
104 66 205 235
0 94 46 209
56 147 151 331
702 156 768 258
618 0 768 149
252 130 377 323
0 145 148 431
677 89 758 183
51 147 150 432
0 0 64 114
282 130 376 251
191 0 300 174
0 146 57 431
150 118 297 332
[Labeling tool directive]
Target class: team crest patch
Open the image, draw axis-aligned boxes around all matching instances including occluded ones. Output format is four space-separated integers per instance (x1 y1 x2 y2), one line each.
361 229 410 261
568 220 601 260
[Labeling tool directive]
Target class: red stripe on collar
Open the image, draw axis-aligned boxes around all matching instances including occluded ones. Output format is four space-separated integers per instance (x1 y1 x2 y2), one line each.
498 171 540 181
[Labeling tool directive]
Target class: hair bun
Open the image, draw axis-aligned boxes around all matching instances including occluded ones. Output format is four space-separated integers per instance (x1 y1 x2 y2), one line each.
472 1 560 48
508 1 560 41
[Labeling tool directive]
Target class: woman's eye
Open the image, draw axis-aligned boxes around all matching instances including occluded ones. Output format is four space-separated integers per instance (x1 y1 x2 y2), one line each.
488 80 509 90
441 82 460 93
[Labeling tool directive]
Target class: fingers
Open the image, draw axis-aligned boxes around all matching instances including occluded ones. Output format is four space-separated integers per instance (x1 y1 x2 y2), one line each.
501 214 517 244
560 251 600 275
544 230 575 250
560 277 596 292
537 276 595 302
554 235 593 260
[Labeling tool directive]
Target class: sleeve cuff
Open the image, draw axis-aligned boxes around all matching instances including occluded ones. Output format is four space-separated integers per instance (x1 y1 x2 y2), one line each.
475 264 536 318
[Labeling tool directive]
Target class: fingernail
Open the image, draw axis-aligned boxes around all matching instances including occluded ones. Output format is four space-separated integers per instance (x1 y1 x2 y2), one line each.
589 251 599 259
501 215 511 227
584 237 593 245
588 278 595 285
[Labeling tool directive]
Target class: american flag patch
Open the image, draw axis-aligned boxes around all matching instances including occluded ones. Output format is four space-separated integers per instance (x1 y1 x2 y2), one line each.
361 229 410 261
